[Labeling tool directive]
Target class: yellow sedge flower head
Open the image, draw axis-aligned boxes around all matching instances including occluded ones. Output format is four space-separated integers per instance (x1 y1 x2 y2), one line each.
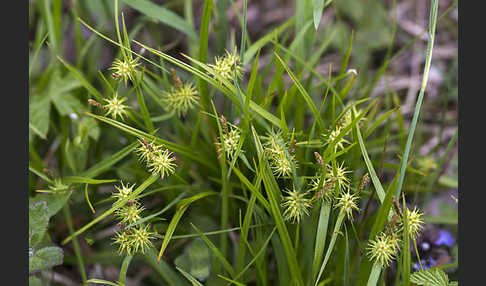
400 207 425 239
112 230 133 255
104 93 128 120
264 131 296 178
136 139 162 163
164 83 199 116
112 182 134 203
110 57 140 85
281 189 312 224
131 224 155 254
216 125 242 160
209 49 243 81
322 127 350 151
367 232 399 267
147 149 177 179
326 162 351 193
116 203 144 225
335 190 360 220
309 176 336 202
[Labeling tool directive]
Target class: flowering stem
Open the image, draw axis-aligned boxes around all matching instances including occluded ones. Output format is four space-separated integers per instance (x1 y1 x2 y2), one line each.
413 237 424 270
294 223 300 251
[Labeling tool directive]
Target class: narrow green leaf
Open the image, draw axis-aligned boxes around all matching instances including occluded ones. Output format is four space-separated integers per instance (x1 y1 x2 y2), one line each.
120 0 197 41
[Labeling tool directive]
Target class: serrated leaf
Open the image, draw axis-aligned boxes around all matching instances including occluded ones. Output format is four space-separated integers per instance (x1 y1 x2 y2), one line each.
29 201 49 246
410 268 450 286
29 246 64 272
29 191 72 219
29 95 51 139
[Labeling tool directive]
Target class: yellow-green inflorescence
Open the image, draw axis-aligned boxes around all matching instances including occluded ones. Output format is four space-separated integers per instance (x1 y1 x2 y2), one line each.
281 188 312 224
110 57 140 85
103 93 128 120
335 190 360 220
309 161 351 202
216 123 242 160
136 139 177 179
163 83 199 117
264 131 296 178
367 232 400 267
208 49 243 81
110 182 156 256
401 206 425 239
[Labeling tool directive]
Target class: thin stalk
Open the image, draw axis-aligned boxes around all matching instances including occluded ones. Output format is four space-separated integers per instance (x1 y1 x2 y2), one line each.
395 0 439 197
62 205 88 285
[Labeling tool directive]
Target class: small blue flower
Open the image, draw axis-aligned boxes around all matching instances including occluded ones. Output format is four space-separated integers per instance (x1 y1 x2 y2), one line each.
412 257 436 271
434 230 455 247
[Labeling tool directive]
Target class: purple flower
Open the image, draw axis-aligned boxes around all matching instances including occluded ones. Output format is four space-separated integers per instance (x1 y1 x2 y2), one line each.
434 230 455 247
412 257 436 271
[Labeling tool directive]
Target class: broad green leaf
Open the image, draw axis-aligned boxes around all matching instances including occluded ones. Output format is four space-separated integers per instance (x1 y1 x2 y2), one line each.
175 238 211 282
29 191 72 219
29 95 51 139
29 246 64 272
410 268 451 286
29 201 49 246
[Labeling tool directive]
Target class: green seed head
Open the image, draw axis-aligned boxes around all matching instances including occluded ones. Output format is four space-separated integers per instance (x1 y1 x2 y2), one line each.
103 93 128 120
367 232 399 267
281 189 312 224
209 49 243 81
335 191 359 220
109 58 140 85
164 83 199 116
131 224 155 254
401 207 425 239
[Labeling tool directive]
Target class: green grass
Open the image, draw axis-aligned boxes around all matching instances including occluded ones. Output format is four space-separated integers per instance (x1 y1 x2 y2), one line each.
29 0 457 285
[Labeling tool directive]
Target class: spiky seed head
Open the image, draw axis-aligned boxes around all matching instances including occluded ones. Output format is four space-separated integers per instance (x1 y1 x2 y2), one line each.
367 232 399 267
216 126 242 159
112 182 134 203
335 191 359 220
309 177 337 202
163 83 199 116
401 207 425 239
147 149 177 179
103 93 128 120
116 204 144 224
263 131 296 178
281 189 312 224
109 58 140 85
326 162 351 193
131 224 155 254
323 127 350 151
112 230 133 255
135 139 162 163
208 49 243 81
